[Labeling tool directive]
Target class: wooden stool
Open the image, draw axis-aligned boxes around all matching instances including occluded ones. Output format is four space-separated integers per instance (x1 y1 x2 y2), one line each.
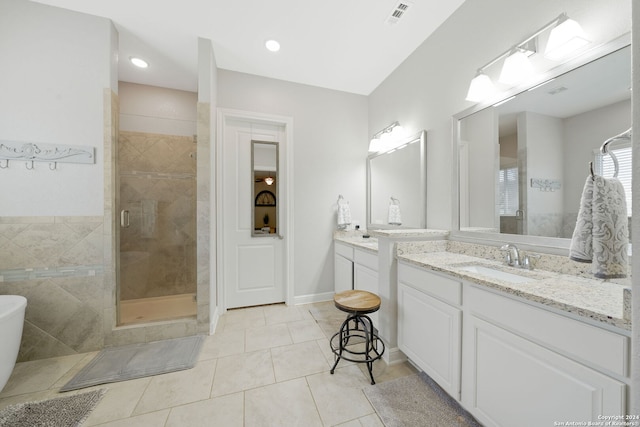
329 290 385 385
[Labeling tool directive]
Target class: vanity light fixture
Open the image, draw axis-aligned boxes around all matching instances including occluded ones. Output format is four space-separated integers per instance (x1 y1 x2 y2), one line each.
544 14 590 61
465 13 589 103
466 71 496 102
264 176 274 185
368 122 404 153
129 56 149 68
498 49 534 85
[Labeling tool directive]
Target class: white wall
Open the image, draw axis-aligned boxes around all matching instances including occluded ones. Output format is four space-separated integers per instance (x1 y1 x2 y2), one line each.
0 0 115 216
630 1 639 413
368 0 631 231
217 70 368 299
119 82 197 136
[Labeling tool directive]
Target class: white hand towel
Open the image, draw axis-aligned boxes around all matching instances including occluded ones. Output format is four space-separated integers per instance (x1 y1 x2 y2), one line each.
337 202 351 229
388 204 402 225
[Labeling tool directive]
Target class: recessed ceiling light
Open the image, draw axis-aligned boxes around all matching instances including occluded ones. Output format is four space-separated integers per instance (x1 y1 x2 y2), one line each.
129 56 149 68
265 40 280 52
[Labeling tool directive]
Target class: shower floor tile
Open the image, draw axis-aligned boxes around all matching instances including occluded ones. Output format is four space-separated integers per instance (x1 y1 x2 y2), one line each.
119 293 196 325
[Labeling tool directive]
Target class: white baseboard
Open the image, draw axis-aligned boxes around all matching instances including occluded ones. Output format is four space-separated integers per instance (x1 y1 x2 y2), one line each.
293 291 334 305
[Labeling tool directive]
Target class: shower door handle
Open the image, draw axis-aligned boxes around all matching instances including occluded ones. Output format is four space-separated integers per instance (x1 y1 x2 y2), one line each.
120 210 130 228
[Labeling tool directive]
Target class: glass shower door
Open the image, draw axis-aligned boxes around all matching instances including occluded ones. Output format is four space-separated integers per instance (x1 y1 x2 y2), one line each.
118 131 197 325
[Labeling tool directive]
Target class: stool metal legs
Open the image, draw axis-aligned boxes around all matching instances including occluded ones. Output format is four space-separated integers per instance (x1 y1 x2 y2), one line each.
329 312 385 385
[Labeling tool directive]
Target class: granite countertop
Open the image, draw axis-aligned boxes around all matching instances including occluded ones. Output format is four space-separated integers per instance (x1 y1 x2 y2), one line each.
398 250 631 331
334 232 379 253
368 228 450 239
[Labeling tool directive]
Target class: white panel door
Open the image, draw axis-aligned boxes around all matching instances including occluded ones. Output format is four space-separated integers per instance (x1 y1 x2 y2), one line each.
223 118 286 309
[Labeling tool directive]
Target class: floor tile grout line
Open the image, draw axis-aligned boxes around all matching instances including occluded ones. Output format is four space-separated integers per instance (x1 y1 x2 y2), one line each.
303 375 326 427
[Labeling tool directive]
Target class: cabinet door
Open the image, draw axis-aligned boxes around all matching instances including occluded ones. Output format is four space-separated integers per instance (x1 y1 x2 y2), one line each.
398 283 461 398
462 315 625 427
354 263 378 324
334 254 353 292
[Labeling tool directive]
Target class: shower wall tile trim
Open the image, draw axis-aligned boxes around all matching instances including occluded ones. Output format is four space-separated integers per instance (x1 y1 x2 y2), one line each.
0 265 104 282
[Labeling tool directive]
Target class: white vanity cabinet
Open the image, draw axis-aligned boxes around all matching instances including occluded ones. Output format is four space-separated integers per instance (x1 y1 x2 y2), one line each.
334 242 354 292
397 262 462 399
462 285 627 427
353 248 379 323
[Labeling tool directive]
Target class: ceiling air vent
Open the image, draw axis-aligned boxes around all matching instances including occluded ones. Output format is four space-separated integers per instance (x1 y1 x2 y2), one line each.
547 86 569 95
385 1 414 25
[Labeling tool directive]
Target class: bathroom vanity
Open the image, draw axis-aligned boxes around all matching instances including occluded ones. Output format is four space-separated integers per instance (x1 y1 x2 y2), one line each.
396 241 630 426
333 236 380 323
334 229 450 364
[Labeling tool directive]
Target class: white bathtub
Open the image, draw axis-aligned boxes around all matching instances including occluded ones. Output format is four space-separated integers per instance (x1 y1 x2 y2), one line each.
0 295 27 393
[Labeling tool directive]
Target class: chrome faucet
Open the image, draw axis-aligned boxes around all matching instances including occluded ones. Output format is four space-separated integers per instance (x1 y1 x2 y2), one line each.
500 244 521 267
500 244 540 270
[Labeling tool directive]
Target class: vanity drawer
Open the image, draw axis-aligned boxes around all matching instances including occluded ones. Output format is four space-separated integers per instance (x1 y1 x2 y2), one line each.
355 248 377 271
398 262 462 306
334 242 354 260
467 285 629 378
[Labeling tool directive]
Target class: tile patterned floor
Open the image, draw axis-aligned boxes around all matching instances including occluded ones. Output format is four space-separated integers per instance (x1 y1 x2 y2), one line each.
0 301 417 426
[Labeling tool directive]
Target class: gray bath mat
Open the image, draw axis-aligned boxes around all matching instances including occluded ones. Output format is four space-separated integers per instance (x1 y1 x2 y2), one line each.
363 372 482 427
61 335 204 392
0 389 106 427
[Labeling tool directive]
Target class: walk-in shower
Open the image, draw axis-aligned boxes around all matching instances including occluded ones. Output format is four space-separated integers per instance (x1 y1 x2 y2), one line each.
117 131 197 325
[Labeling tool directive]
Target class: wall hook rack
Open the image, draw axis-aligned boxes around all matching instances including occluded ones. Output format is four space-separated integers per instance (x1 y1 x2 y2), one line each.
0 140 95 171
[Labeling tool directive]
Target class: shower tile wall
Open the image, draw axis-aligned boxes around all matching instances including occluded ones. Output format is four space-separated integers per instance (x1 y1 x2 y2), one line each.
119 131 197 300
0 216 105 362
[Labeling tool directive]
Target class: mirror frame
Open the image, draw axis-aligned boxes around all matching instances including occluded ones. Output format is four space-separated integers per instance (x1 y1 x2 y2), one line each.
251 140 279 238
366 130 427 230
450 34 631 254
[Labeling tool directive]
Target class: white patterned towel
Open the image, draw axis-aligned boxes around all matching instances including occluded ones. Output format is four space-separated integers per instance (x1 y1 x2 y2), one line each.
592 176 628 278
569 177 593 263
337 201 351 229
388 203 402 225
570 175 628 278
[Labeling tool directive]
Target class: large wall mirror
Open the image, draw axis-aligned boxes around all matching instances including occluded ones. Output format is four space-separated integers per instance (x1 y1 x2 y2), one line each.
252 140 279 237
367 130 427 229
454 38 631 246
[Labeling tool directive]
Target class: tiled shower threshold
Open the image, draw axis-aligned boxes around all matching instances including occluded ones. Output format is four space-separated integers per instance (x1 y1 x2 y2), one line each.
119 293 197 325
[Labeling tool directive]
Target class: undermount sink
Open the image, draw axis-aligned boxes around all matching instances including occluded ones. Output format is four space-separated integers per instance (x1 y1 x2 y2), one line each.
458 265 536 283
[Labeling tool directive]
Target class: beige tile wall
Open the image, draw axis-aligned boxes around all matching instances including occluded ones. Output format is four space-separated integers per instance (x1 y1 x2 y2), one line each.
0 216 106 361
